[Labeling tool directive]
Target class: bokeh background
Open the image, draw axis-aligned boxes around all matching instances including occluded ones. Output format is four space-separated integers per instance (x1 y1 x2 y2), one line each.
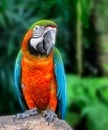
0 0 108 129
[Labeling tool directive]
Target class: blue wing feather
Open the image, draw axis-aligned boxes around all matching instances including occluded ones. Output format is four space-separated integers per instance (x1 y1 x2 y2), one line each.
54 47 67 119
14 50 25 111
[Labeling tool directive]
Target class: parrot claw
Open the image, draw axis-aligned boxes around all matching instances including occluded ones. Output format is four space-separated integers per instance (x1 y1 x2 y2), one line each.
43 110 57 125
16 108 38 119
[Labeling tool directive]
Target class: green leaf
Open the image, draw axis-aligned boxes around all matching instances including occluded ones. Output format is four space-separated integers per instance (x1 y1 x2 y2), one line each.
0 13 6 27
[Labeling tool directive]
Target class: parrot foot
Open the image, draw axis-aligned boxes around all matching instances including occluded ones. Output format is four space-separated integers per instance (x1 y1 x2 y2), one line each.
43 109 57 124
16 108 38 119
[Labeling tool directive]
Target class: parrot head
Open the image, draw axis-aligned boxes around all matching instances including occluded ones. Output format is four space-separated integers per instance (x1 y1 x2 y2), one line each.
24 20 57 57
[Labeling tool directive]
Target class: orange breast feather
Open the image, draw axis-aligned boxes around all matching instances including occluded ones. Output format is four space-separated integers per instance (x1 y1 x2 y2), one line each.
21 51 57 110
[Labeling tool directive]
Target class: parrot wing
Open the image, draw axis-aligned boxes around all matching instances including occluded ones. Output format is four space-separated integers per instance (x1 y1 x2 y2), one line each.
54 48 67 119
14 50 27 111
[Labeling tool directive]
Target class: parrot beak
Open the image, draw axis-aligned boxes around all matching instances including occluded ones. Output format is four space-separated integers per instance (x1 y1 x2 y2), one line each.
36 28 56 56
43 28 56 57
36 40 46 55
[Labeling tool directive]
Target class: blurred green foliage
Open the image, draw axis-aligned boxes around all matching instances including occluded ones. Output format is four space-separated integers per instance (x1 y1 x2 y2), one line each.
0 0 108 130
66 75 108 130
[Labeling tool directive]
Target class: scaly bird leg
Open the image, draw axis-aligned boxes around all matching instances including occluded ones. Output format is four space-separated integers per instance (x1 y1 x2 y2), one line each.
43 109 57 124
16 108 38 119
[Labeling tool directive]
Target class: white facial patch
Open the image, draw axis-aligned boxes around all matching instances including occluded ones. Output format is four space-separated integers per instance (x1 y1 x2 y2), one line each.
33 26 45 38
30 36 43 50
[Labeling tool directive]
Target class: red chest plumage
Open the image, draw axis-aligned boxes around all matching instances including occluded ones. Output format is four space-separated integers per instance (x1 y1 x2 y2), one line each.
21 51 56 110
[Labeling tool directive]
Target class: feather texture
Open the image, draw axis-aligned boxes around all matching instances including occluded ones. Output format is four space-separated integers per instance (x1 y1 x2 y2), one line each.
54 48 67 119
14 50 28 111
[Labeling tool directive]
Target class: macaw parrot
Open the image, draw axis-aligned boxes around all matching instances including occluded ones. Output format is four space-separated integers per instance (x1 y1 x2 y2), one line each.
14 20 66 123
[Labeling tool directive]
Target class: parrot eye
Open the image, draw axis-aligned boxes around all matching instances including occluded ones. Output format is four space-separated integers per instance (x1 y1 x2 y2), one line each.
35 26 40 31
33 26 45 37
